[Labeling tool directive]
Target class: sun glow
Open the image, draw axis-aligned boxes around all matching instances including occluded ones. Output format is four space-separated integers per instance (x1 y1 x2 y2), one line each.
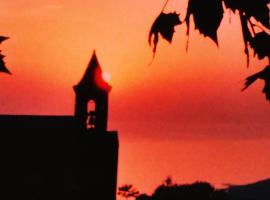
102 72 111 83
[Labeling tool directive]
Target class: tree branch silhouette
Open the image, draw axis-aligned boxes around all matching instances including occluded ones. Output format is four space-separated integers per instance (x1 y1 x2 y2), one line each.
149 0 270 101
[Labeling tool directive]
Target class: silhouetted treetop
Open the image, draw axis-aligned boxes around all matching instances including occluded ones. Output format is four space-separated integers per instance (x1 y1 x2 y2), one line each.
118 184 140 199
135 179 229 200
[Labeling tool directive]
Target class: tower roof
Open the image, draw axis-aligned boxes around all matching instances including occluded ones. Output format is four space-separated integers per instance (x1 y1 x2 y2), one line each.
75 51 111 92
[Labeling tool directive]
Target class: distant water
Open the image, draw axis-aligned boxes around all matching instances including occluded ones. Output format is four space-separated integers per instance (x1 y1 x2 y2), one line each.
118 137 270 194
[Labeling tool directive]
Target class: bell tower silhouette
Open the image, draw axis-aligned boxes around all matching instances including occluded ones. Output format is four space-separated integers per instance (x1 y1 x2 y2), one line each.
73 51 112 132
73 51 118 200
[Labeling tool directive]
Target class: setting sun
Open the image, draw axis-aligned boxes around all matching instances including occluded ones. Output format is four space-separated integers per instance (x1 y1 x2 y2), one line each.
102 72 111 83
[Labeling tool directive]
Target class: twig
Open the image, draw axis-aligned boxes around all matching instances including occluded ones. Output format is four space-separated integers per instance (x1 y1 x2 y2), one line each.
247 18 256 37
161 0 170 12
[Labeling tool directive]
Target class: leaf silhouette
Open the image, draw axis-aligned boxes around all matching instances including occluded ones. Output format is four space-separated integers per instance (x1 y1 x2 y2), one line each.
0 36 9 44
242 65 270 101
224 0 270 28
185 0 224 45
148 12 181 57
0 53 11 74
249 32 270 60
0 36 10 74
239 13 253 66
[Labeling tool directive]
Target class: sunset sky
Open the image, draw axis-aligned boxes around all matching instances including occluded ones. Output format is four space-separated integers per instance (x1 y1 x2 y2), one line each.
0 0 269 194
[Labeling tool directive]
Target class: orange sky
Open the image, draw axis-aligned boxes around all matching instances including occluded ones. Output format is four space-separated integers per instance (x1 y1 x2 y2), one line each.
0 0 269 194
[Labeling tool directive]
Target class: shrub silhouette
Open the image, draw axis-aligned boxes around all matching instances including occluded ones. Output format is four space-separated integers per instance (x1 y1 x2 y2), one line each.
118 184 140 200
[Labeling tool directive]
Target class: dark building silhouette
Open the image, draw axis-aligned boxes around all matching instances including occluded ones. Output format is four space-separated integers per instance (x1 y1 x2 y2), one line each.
1 51 118 200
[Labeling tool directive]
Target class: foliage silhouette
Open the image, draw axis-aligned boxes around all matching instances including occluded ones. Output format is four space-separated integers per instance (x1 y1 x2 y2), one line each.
136 194 151 200
0 36 10 74
185 0 223 45
118 184 140 200
149 0 270 101
250 32 270 60
149 12 181 57
223 0 270 29
135 178 229 200
242 65 270 101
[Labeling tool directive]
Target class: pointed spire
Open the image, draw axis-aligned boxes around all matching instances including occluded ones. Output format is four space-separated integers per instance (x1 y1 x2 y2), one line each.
75 50 111 92
80 50 100 84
